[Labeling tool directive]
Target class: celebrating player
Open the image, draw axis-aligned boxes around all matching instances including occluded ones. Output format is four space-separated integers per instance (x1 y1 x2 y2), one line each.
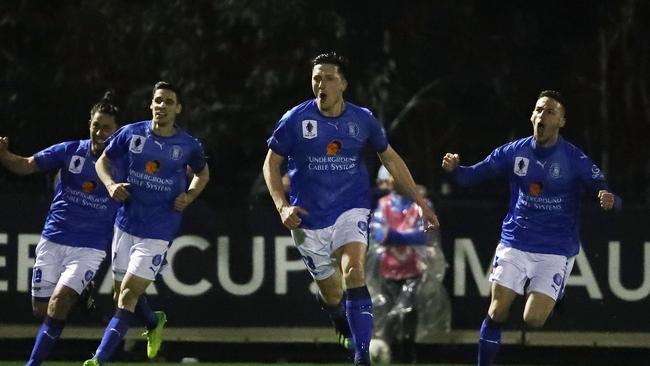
83 81 209 366
441 90 621 366
0 91 119 366
263 52 439 366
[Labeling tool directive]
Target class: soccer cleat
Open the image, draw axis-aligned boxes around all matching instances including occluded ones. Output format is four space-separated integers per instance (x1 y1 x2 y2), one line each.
82 358 101 366
142 311 167 359
337 331 354 351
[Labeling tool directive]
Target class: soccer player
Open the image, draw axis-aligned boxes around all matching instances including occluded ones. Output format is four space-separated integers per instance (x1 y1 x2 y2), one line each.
263 52 439 366
83 81 209 366
0 91 120 366
441 90 621 366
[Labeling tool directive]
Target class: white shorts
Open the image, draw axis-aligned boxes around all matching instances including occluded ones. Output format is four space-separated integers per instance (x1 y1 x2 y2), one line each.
32 238 106 299
489 243 575 301
112 227 170 282
291 208 370 281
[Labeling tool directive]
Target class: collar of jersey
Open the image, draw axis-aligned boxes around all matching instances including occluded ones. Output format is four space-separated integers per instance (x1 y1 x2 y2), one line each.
531 135 561 159
146 120 180 139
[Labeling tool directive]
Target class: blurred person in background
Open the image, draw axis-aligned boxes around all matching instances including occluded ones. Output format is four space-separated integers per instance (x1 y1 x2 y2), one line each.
263 51 439 366
84 81 209 366
0 91 120 366
441 90 621 366
367 166 450 363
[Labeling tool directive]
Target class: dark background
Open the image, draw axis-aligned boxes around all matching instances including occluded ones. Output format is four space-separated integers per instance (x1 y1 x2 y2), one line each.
1 3 650 363
1 0 649 206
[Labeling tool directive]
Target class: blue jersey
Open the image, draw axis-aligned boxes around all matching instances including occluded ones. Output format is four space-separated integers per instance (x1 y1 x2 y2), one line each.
452 136 611 257
34 140 119 250
267 99 388 229
104 121 206 241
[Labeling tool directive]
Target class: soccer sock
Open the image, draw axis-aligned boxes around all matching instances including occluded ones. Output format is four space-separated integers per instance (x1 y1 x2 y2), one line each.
317 292 352 338
478 316 503 366
26 316 65 366
94 308 133 363
135 296 158 330
345 286 373 364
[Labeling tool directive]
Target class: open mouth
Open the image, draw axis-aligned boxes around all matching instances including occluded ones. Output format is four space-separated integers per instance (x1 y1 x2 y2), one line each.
318 92 327 102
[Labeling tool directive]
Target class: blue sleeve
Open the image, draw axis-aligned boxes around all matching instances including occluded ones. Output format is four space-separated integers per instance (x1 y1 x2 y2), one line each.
453 144 510 187
188 139 207 173
364 109 388 153
33 142 69 172
104 125 131 160
574 151 608 194
267 111 294 157
573 149 622 210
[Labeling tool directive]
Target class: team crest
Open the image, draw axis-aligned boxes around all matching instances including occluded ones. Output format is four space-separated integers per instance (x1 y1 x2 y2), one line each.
68 155 86 174
152 254 163 266
514 156 529 176
129 135 146 153
347 122 360 137
170 145 183 160
302 120 317 139
549 163 562 178
84 270 94 282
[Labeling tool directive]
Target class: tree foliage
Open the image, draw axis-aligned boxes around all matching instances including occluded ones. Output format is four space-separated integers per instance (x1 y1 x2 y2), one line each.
1 0 648 203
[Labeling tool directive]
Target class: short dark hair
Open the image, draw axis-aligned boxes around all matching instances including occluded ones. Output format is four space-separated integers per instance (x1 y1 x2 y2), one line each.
311 51 348 79
538 90 566 112
90 89 120 121
153 81 181 104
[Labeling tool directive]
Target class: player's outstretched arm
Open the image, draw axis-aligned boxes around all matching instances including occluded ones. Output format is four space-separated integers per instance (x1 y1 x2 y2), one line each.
378 145 439 231
95 151 129 202
262 149 306 230
0 136 39 175
174 164 209 211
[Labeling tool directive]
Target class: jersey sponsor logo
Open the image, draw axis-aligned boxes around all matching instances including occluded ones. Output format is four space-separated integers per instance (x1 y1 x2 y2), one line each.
514 156 529 176
536 160 546 168
145 160 161 175
81 180 97 192
302 120 318 139
549 163 562 178
529 182 543 196
68 155 86 174
129 135 146 153
154 140 165 149
170 145 183 160
347 122 360 137
326 140 342 156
